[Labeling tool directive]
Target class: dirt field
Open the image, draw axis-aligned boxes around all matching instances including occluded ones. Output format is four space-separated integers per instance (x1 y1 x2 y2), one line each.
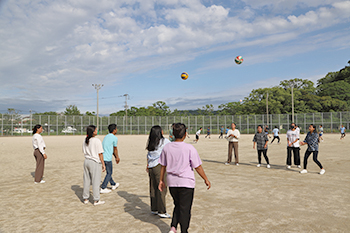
0 133 349 233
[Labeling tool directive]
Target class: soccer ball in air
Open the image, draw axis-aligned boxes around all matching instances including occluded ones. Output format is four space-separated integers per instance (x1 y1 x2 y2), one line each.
235 56 243 64
181 72 189 80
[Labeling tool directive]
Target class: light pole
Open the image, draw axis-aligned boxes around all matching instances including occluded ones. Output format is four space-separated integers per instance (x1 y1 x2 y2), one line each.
266 92 269 127
92 84 103 134
289 81 295 123
120 94 129 133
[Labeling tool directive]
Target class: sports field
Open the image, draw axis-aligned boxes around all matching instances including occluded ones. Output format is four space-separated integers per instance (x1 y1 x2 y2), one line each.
0 133 349 232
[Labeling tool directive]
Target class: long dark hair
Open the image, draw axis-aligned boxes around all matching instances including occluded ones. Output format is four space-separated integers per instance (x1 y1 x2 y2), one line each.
85 125 96 145
33 124 42 134
146 125 164 151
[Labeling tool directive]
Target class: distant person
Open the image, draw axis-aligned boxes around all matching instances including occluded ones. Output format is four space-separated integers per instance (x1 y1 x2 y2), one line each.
340 125 346 139
319 125 324 142
83 125 106 205
205 126 211 139
300 124 325 175
193 127 202 143
100 124 120 194
225 123 240 166
286 123 301 169
271 126 280 144
169 123 175 142
264 125 271 138
253 125 270 168
295 124 300 135
159 123 211 233
186 127 190 138
219 126 224 139
146 125 171 218
32 124 47 184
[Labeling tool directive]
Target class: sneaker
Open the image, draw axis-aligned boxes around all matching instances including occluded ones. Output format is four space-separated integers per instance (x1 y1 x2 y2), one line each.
236 163 239 166
267 164 271 169
94 200 105 206
300 169 308 174
297 165 301 168
257 164 261 167
111 183 120 190
100 188 112 194
34 180 45 184
83 199 89 204
225 162 230 165
158 213 171 218
320 169 326 175
169 226 177 233
287 165 291 169
151 211 158 215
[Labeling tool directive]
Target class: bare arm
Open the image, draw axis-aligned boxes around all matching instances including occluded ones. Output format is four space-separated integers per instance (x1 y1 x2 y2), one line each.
113 147 120 164
99 153 106 172
195 165 211 190
158 165 167 191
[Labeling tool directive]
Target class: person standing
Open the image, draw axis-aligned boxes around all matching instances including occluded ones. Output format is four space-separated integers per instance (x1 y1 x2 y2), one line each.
100 124 120 194
219 126 224 139
32 124 47 184
286 124 301 169
271 126 280 144
225 123 240 166
300 124 325 175
340 125 346 139
159 123 211 233
146 125 171 218
224 126 229 139
193 127 202 143
253 125 270 168
319 125 324 142
205 126 211 139
169 123 175 142
83 125 106 205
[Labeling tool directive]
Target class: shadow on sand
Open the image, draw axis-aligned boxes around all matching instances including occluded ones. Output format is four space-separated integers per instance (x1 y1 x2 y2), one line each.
118 191 170 233
71 185 85 203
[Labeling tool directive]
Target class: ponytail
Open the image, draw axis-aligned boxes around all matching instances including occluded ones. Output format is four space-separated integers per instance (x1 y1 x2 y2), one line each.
33 124 42 134
85 125 96 145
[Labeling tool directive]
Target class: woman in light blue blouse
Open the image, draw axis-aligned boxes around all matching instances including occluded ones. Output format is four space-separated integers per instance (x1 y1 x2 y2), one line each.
146 125 171 218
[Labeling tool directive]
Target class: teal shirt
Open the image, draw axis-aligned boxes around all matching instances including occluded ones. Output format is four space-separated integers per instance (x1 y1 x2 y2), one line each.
102 133 118 161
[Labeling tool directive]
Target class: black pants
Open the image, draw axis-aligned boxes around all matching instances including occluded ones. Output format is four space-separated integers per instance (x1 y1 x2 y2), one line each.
271 136 280 143
303 150 323 169
169 187 194 233
257 149 269 164
287 147 300 165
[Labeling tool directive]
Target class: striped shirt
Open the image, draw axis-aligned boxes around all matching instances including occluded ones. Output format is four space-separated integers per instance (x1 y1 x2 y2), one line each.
303 131 319 151
253 132 268 150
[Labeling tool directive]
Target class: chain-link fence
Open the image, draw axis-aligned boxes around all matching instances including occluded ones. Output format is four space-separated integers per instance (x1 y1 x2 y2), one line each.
1 112 349 136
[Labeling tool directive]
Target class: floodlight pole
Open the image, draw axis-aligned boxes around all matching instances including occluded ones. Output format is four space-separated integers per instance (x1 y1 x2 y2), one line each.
289 81 295 123
123 94 129 133
92 84 103 134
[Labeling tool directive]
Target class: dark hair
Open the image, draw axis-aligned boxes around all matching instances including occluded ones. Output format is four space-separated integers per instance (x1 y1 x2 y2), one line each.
85 125 96 145
108 124 117 133
33 124 42 134
310 124 316 130
146 125 164 151
320 125 322 127
174 123 186 139
275 126 278 128
257 125 263 130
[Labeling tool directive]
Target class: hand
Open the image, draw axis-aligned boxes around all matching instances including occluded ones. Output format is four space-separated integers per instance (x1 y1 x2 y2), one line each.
158 180 166 192
146 166 149 173
253 145 255 149
43 154 47 159
264 144 267 148
102 164 106 172
115 157 120 164
205 180 211 190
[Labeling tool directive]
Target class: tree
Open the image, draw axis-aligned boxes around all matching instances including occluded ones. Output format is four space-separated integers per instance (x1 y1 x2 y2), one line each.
34 111 58 115
64 105 81 115
85 111 95 116
198 104 214 115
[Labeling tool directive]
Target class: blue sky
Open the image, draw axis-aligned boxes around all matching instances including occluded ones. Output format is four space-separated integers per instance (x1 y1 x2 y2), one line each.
0 0 349 115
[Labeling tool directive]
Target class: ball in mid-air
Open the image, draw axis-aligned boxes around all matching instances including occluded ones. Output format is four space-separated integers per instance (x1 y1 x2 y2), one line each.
235 56 243 64
181 72 189 80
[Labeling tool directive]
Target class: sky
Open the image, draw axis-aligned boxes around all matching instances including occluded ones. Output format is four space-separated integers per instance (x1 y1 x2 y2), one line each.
0 0 350 115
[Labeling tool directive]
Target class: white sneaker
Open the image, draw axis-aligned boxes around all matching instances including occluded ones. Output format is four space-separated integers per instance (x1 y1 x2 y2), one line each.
297 165 301 168
100 188 112 194
320 169 326 175
236 163 239 166
225 162 230 165
83 199 89 204
158 213 171 218
300 169 308 174
34 180 45 184
94 200 105 206
287 165 291 169
257 164 261 167
112 183 120 190
267 164 271 169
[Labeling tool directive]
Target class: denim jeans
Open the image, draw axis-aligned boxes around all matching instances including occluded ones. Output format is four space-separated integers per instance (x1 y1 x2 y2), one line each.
101 161 116 189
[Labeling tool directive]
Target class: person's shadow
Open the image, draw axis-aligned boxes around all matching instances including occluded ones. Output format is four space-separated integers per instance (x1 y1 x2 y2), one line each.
118 191 170 233
71 185 85 203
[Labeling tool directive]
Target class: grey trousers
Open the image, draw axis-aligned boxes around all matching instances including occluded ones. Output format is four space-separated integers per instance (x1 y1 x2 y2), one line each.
83 159 102 201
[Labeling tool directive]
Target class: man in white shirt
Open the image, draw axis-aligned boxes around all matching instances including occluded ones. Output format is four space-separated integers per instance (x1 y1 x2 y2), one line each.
225 123 240 165
193 127 202 143
286 123 301 169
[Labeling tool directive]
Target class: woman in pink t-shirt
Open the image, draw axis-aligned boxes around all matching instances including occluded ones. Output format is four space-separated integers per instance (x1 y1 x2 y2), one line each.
159 123 211 233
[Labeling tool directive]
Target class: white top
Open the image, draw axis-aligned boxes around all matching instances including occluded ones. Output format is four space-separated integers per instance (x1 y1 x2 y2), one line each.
82 137 104 163
272 128 279 136
196 129 201 136
286 129 300 147
226 129 240 142
32 133 46 154
147 138 171 168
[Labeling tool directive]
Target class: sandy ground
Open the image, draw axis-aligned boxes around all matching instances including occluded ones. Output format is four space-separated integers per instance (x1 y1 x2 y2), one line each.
0 133 349 233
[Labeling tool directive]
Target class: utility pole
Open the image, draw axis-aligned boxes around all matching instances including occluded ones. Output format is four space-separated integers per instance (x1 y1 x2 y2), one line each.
123 94 129 133
29 109 32 132
266 92 269 127
92 84 103 134
291 85 294 123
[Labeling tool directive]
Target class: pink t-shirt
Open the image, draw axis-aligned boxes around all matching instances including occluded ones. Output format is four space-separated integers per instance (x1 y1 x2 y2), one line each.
159 141 202 188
